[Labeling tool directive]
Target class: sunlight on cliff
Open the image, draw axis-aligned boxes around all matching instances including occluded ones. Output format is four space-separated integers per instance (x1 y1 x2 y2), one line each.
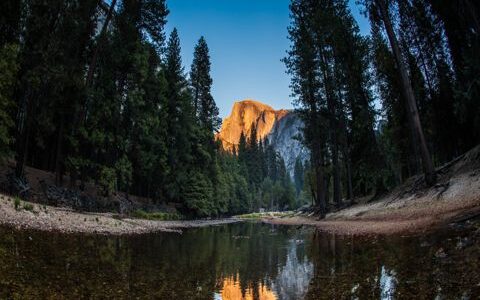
216 99 289 151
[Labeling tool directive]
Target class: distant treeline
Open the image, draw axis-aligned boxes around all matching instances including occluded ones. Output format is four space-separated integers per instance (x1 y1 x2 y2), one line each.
284 0 480 217
0 0 299 217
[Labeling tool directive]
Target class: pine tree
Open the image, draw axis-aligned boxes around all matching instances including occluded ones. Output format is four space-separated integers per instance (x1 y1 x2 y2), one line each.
0 44 18 161
293 157 304 196
365 0 436 185
284 0 328 217
190 36 220 132
164 28 195 202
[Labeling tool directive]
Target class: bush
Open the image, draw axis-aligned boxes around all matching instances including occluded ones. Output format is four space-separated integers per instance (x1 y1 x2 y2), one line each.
98 166 116 196
23 203 34 211
13 197 21 210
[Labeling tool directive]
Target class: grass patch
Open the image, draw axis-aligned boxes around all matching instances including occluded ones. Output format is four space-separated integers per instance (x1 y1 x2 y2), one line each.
132 210 182 221
22 203 34 211
237 211 294 219
13 197 21 211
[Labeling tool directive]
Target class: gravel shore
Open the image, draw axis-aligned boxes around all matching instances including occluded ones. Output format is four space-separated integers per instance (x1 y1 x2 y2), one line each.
0 195 240 235
264 170 480 235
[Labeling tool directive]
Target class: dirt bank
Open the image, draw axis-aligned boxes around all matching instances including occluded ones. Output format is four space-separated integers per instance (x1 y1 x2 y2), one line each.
0 195 240 235
264 146 480 235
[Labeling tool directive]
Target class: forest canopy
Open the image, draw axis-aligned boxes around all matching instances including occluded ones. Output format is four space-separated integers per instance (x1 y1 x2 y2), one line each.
0 0 478 218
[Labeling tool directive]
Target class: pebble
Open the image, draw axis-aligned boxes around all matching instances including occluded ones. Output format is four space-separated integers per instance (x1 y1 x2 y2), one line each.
435 248 448 259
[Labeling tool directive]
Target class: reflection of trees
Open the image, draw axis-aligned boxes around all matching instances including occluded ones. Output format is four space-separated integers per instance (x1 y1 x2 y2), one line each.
304 230 480 299
0 224 478 299
304 232 381 299
0 227 133 299
0 223 295 299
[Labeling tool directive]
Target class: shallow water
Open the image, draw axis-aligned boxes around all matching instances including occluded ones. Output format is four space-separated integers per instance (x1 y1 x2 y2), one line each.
0 221 479 299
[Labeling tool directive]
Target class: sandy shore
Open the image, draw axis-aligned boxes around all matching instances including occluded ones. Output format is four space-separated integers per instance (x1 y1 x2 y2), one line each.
264 170 480 235
0 195 240 235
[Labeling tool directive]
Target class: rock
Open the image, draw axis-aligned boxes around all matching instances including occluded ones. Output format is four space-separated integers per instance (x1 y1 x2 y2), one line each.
435 248 447 259
456 237 473 250
268 111 309 176
5 173 30 198
216 100 287 151
216 99 308 176
420 241 430 247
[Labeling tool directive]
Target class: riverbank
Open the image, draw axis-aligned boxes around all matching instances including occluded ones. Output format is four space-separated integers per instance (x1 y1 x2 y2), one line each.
0 195 239 235
264 146 480 235
2 145 479 236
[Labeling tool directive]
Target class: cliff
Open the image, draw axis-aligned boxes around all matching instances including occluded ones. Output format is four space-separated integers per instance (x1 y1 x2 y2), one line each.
217 99 308 175
216 100 289 150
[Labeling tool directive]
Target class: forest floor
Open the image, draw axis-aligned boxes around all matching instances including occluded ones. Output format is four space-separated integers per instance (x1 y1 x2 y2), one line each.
264 145 480 236
0 196 240 235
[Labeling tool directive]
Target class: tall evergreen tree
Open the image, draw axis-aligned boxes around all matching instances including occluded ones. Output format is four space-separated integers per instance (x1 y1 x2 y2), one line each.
190 37 220 132
164 28 195 202
293 157 304 196
363 0 436 185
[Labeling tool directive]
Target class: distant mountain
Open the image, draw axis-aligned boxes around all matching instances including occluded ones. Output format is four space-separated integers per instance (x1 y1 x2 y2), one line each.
268 110 309 176
217 99 308 176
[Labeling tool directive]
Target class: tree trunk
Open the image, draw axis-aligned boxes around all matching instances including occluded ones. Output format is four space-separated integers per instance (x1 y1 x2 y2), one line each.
312 132 326 218
324 171 330 212
54 115 65 186
15 91 33 178
15 122 30 178
346 154 354 203
313 138 327 218
85 0 117 90
79 0 117 127
376 0 436 186
319 46 342 208
332 145 341 208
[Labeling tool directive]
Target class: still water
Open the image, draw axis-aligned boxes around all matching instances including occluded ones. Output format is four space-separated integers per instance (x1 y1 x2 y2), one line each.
0 222 479 299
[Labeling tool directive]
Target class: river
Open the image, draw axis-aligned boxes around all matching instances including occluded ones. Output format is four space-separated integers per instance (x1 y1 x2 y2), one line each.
0 221 479 299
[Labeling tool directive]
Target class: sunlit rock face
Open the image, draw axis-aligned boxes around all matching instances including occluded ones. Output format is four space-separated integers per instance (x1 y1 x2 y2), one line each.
217 100 289 150
217 99 308 176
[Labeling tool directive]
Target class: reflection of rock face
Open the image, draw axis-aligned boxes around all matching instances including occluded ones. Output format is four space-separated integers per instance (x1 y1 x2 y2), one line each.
216 276 277 300
273 240 313 300
380 266 396 300
217 99 308 176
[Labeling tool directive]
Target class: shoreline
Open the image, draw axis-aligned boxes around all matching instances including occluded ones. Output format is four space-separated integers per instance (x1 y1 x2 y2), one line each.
0 196 240 235
0 159 478 236
263 171 480 235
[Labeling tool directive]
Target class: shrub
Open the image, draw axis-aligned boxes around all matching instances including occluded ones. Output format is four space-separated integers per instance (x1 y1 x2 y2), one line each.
98 166 116 196
23 203 34 211
13 197 21 210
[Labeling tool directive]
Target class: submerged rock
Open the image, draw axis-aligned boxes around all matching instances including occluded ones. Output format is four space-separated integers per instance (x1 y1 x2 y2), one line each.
435 248 448 259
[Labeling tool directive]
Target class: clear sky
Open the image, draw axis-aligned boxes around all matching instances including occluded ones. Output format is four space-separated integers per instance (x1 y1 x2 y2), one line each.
165 0 370 118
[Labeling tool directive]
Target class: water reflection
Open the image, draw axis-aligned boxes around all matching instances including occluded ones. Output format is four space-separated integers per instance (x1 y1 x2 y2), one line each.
0 221 478 299
379 266 396 300
273 240 313 300
216 276 277 300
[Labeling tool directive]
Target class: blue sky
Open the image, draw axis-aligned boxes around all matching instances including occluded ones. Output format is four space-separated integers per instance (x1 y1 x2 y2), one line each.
165 0 370 118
